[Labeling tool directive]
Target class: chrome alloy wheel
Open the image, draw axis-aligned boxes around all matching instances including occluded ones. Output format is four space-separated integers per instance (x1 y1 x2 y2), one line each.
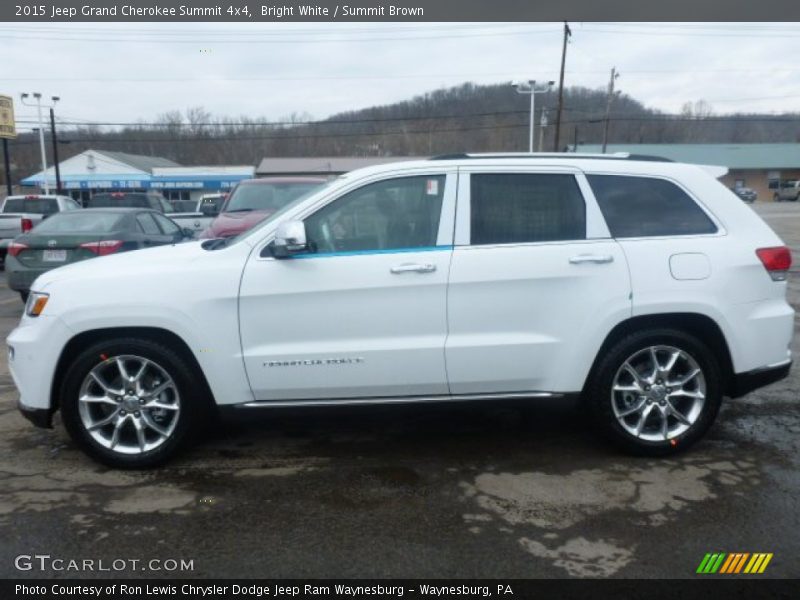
611 345 706 442
77 355 181 455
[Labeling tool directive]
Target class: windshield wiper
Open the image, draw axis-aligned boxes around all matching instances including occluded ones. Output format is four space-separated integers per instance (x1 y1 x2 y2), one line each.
225 208 253 213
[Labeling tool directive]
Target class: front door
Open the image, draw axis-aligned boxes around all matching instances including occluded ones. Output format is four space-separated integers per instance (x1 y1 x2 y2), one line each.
239 172 456 401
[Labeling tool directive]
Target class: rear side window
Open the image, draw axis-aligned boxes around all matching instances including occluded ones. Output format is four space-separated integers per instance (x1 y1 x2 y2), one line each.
587 175 717 238
136 213 161 235
470 174 586 245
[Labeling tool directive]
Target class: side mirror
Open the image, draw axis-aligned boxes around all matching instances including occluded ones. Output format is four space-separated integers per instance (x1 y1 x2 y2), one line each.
200 203 219 216
181 227 195 239
271 220 307 258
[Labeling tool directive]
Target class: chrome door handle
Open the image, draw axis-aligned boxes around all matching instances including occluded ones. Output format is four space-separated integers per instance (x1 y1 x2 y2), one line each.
569 254 614 264
390 263 437 274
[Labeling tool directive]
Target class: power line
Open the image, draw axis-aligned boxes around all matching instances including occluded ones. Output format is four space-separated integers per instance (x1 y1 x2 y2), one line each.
0 27 561 44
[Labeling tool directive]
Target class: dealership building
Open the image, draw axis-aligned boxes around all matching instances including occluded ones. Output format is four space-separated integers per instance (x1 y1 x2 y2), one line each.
576 143 800 202
256 156 426 178
21 149 254 207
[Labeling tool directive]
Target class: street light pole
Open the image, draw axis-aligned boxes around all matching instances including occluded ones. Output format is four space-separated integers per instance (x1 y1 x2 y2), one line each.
49 104 62 193
512 80 554 153
529 91 535 153
20 93 59 195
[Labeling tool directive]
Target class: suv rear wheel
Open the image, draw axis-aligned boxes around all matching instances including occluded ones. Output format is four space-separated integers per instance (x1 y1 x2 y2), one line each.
588 329 723 455
60 337 207 468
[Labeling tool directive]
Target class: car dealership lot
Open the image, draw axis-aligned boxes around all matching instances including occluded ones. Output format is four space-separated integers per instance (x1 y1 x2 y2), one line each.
0 201 798 579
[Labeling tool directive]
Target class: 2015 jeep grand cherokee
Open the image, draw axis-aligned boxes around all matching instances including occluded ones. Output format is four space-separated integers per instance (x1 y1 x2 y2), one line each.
8 154 794 468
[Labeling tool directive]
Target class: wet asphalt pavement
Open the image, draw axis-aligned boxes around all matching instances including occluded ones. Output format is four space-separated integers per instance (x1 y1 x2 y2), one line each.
0 202 798 579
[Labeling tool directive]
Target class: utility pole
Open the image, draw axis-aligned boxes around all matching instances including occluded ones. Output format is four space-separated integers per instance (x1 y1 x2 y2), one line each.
573 127 579 152
538 108 548 152
601 67 619 153
553 21 571 152
20 93 59 194
49 104 62 193
2 139 11 196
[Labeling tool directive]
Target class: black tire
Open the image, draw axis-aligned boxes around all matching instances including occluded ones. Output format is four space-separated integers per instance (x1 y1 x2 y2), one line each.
60 337 210 468
587 328 723 456
19 291 29 303
773 193 781 202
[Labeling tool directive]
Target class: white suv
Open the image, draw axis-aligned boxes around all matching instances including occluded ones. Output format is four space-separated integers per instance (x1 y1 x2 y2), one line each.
7 154 794 467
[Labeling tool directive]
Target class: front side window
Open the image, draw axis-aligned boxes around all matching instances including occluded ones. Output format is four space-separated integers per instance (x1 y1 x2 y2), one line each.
303 175 445 255
587 175 717 238
470 174 586 245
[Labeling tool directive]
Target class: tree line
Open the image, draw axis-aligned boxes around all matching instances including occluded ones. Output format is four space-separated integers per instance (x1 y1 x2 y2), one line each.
4 82 799 185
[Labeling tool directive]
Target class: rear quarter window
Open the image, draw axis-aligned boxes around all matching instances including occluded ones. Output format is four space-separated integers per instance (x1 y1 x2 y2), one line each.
587 175 717 238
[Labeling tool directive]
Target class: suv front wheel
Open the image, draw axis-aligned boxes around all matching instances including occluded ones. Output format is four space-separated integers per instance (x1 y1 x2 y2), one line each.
588 329 723 455
60 337 207 468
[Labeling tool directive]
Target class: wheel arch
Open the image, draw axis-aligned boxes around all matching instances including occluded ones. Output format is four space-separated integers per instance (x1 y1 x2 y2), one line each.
50 326 216 413
582 312 736 397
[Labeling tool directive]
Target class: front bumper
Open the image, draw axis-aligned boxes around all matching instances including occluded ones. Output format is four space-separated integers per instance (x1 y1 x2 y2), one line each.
729 360 792 398
17 399 54 428
7 315 74 420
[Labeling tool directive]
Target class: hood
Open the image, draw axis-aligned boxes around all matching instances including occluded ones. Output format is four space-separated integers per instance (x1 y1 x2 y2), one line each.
32 241 209 291
204 210 274 238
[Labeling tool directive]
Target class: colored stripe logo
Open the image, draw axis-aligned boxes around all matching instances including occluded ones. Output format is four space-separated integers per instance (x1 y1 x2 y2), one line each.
696 553 773 574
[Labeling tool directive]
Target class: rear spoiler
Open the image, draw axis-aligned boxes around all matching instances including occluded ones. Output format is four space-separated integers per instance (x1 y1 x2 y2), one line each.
699 164 728 179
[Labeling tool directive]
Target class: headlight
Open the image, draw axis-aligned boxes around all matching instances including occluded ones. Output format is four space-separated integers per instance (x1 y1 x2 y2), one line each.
25 292 49 317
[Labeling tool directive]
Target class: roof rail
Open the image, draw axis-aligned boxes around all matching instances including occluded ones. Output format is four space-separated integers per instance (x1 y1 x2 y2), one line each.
429 152 672 163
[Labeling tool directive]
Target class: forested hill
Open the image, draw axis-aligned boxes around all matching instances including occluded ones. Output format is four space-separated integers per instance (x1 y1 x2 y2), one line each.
6 82 799 181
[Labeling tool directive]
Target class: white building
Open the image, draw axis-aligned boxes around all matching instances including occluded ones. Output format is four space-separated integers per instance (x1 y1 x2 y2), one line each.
21 149 254 207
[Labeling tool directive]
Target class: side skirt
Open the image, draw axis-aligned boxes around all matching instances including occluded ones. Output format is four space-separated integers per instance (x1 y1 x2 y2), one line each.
221 390 569 412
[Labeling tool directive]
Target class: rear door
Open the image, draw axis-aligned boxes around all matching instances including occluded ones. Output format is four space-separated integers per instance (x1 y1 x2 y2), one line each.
445 166 632 395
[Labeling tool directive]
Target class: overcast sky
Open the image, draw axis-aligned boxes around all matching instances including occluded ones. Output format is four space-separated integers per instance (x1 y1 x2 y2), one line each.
4 22 800 131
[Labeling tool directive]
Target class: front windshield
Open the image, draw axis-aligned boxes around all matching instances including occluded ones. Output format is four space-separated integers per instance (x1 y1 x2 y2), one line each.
222 179 336 247
224 181 324 213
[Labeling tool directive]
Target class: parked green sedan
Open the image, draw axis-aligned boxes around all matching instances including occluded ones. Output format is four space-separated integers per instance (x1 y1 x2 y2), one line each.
6 208 193 301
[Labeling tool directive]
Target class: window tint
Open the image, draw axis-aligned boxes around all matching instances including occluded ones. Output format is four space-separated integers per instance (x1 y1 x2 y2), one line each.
587 175 717 238
89 194 149 209
153 213 180 235
470 174 586 245
136 213 161 235
3 197 59 214
304 176 445 254
33 212 125 233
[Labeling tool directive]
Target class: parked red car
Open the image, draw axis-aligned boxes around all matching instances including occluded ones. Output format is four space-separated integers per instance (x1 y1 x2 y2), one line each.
199 177 327 239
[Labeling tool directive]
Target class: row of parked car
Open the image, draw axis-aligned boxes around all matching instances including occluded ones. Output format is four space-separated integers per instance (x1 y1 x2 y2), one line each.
0 177 328 301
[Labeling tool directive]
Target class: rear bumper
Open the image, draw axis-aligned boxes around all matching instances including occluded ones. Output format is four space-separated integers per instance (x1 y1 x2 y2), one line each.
729 360 792 398
6 268 45 292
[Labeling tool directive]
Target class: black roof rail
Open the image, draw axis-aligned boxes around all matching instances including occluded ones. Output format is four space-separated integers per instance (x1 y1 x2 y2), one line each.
429 153 673 163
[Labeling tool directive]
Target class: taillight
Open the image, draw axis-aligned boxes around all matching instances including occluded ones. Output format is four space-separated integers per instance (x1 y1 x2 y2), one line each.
20 218 33 233
8 242 28 257
79 240 123 256
756 246 792 281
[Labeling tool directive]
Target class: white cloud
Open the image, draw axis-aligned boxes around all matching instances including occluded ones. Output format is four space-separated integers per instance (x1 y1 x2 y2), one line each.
4 21 799 129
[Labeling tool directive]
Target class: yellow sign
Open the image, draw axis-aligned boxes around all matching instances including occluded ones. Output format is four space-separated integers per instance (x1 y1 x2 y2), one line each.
0 95 16 139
